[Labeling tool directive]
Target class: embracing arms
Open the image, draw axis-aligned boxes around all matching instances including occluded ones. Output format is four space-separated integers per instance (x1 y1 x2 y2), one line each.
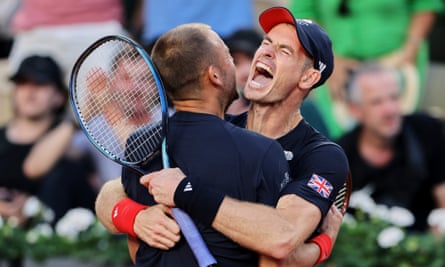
96 173 343 266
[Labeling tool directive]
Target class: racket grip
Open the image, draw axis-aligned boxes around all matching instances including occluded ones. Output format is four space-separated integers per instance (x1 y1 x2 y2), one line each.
172 207 217 267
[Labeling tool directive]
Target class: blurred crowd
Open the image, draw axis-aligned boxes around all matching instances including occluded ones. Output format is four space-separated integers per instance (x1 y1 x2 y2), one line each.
0 0 445 265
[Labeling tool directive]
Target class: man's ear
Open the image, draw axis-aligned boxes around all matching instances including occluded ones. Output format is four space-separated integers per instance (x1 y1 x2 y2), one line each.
299 69 321 90
208 65 223 87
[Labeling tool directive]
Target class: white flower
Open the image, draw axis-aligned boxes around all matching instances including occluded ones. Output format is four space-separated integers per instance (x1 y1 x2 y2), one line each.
377 226 405 248
55 220 76 240
26 223 54 244
26 229 39 244
26 223 53 244
349 186 376 213
42 208 55 223
55 208 95 240
35 223 53 237
387 206 415 227
22 196 42 218
25 223 53 244
427 208 445 233
372 204 390 221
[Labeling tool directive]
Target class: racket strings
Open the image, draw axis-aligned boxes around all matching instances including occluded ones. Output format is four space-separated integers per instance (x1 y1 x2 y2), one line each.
74 39 164 163
120 57 163 162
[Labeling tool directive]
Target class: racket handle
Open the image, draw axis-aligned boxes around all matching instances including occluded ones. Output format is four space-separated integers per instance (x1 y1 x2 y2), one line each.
162 140 215 266
172 207 217 267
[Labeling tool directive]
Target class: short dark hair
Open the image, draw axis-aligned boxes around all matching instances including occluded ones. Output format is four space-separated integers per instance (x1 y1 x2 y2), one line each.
151 23 218 100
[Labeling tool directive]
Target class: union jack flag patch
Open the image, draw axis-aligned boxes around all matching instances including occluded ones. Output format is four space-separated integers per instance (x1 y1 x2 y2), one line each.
307 174 333 198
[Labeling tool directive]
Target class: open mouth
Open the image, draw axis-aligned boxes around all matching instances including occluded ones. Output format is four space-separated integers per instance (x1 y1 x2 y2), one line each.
250 62 273 89
255 62 273 78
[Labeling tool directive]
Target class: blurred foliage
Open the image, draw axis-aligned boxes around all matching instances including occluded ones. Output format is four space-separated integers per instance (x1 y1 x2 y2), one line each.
0 219 131 266
321 210 445 267
1 208 445 266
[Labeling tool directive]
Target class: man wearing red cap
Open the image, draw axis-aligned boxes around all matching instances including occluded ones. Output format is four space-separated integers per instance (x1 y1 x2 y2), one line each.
96 6 349 266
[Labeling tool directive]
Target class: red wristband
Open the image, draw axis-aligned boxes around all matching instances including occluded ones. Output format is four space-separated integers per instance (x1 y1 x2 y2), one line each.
310 233 333 265
111 197 148 238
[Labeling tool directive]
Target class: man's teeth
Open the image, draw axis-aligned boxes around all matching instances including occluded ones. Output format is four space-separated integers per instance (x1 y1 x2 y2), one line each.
250 80 262 88
256 62 273 76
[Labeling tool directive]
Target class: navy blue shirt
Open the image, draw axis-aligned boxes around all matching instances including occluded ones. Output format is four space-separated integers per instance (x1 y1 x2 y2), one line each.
0 127 41 194
229 113 349 218
122 112 290 267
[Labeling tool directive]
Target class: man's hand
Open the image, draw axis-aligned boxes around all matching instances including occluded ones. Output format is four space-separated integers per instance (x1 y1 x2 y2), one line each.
134 204 181 250
140 167 186 206
321 205 343 244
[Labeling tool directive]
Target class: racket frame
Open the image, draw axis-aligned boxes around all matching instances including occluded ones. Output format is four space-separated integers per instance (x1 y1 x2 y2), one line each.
69 35 169 170
69 35 216 267
334 171 352 215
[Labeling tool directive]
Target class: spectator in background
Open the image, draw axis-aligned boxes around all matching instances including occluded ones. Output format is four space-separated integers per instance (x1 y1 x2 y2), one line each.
225 28 262 115
7 0 127 81
0 55 97 222
337 63 445 232
10 0 127 189
0 55 96 267
290 0 444 140
131 0 255 50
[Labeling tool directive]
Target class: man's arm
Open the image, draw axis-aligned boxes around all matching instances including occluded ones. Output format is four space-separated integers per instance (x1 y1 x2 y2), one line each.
402 11 436 64
95 178 181 248
23 120 76 179
143 168 324 260
98 174 342 266
258 205 343 266
95 178 126 233
212 194 320 260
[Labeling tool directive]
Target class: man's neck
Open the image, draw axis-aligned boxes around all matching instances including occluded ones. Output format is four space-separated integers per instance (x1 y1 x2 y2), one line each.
6 116 53 144
174 99 226 119
246 103 302 139
359 129 395 167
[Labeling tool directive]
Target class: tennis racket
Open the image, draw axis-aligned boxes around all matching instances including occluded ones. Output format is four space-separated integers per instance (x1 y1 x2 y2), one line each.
333 171 352 215
69 35 216 267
